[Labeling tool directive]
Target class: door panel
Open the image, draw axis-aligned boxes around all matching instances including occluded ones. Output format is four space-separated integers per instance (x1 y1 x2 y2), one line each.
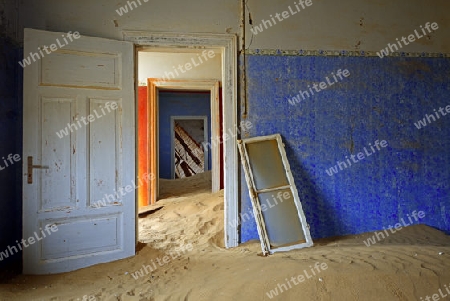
23 28 135 274
41 214 122 260
40 50 121 89
41 97 75 209
89 99 123 206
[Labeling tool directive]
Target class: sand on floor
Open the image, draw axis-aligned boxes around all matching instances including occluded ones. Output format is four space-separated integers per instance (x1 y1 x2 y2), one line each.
0 171 449 301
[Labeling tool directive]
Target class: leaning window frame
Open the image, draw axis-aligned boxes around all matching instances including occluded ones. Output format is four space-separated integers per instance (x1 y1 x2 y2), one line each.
237 134 313 255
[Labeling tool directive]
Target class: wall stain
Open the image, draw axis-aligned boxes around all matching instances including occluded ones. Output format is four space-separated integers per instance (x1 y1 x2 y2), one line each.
395 61 431 79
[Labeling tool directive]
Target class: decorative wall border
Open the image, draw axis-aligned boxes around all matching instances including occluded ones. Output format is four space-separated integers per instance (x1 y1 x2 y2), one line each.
245 49 449 58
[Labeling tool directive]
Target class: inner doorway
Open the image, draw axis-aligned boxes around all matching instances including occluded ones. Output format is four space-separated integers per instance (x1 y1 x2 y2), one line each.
145 79 221 206
157 90 212 195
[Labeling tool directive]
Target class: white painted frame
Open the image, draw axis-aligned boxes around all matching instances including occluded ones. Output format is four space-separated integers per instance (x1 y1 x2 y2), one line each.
123 31 238 248
149 79 219 196
170 116 209 179
237 134 313 255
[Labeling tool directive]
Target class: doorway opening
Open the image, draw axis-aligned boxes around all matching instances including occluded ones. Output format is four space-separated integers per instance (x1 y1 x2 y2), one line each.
136 49 224 249
158 90 212 198
141 78 221 206
127 31 239 249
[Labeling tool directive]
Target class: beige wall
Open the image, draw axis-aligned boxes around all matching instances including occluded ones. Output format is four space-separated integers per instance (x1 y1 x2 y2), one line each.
245 0 450 52
19 0 240 42
17 0 450 52
138 51 222 85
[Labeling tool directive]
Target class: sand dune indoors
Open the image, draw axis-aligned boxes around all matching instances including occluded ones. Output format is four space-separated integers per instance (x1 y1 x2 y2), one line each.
1 172 449 300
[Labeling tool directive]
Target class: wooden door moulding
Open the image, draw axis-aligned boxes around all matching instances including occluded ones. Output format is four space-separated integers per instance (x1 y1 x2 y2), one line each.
125 31 238 248
147 78 220 205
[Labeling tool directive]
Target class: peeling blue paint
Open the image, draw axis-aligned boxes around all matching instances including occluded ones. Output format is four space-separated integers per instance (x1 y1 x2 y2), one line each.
241 55 450 242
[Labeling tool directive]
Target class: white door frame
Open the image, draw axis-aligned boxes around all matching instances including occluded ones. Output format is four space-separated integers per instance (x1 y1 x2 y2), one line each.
149 79 220 198
170 116 209 179
124 31 239 248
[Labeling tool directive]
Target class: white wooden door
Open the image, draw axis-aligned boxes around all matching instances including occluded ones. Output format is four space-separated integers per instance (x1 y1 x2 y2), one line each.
23 29 135 274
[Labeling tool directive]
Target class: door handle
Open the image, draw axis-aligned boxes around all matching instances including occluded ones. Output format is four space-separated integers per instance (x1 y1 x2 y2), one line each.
27 156 49 184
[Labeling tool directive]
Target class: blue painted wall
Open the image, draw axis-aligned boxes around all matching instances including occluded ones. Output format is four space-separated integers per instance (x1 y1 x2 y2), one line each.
241 54 450 242
159 91 211 179
0 37 23 275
